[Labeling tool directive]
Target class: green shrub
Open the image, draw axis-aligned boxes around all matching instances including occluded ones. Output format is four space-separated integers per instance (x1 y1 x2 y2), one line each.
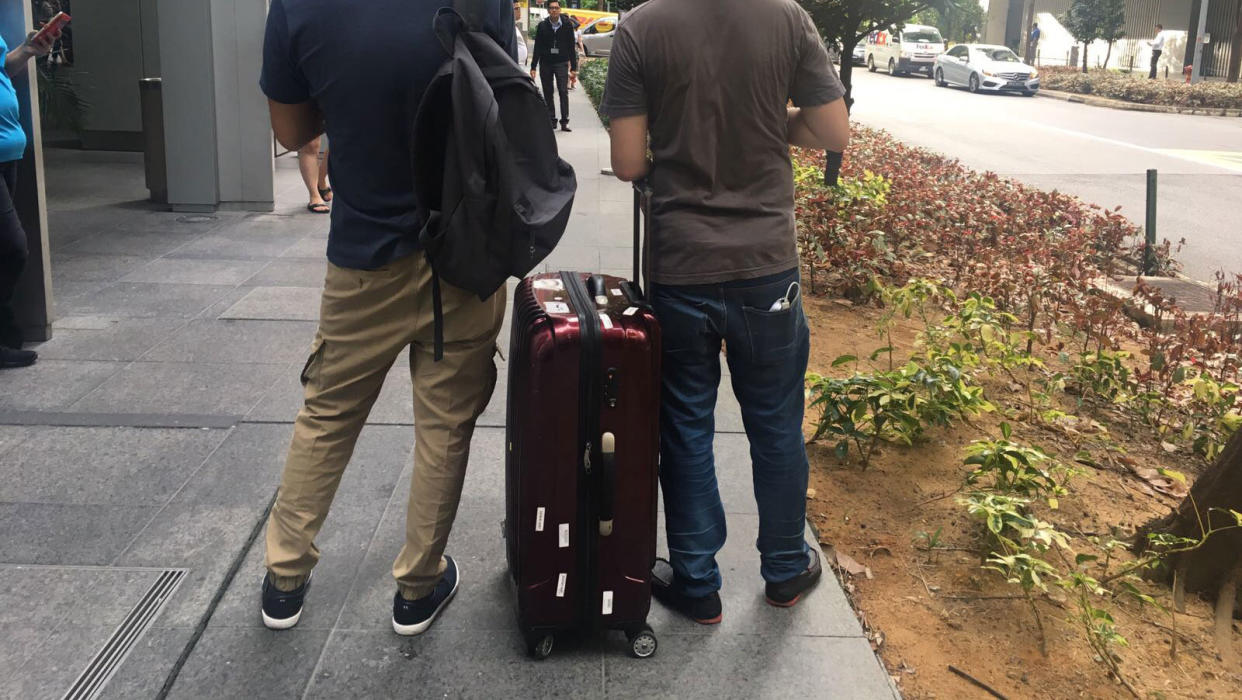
578 58 610 126
1041 67 1242 110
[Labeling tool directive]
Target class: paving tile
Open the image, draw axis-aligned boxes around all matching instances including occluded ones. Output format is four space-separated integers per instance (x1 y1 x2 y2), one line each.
116 503 270 629
2 621 139 700
95 627 196 700
71 362 286 416
54 283 238 319
62 229 204 257
140 319 317 365
50 253 151 284
32 318 188 362
120 259 268 286
648 517 861 639
302 629 604 699
0 503 158 565
280 236 328 259
165 230 304 261
164 628 331 700
0 426 31 458
218 287 321 322
0 565 163 629
0 427 226 506
0 360 122 411
243 259 328 288
603 633 895 700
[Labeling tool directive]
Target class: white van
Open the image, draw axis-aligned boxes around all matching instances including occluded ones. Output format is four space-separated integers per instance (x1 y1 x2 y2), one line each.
866 24 946 77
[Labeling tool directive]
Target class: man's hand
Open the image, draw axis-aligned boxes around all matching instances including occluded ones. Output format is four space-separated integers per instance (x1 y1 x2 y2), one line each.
23 30 56 59
570 71 578 81
531 69 537 80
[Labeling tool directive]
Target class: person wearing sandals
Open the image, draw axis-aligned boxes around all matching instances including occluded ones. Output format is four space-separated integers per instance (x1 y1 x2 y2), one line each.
298 135 331 214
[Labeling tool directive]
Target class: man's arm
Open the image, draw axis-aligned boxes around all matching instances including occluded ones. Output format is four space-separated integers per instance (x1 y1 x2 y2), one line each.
569 29 579 72
787 99 849 152
609 114 649 182
267 99 324 152
5 31 54 79
530 23 542 74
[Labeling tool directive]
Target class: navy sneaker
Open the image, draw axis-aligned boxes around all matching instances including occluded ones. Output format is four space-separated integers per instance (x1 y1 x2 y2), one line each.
261 573 310 630
392 555 461 636
651 558 722 625
765 548 822 608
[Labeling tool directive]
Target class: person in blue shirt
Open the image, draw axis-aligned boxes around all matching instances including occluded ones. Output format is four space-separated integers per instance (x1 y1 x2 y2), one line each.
257 0 517 637
0 30 55 370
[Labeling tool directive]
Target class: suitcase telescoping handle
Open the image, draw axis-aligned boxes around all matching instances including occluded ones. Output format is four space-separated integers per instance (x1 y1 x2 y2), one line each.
632 179 653 294
599 432 617 536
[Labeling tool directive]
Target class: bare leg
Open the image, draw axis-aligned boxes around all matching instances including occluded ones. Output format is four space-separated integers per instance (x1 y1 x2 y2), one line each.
299 138 327 212
317 148 331 202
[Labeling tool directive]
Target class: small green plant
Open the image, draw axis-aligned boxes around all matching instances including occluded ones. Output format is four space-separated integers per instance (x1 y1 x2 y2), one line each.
1069 350 1133 404
914 527 945 563
964 425 1066 505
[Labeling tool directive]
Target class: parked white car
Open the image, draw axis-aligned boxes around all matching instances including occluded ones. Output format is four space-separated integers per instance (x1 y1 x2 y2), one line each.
934 44 1040 96
580 17 617 57
866 24 945 76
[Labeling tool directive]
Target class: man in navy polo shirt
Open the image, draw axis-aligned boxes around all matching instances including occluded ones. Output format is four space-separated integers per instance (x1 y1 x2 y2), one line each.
258 0 516 636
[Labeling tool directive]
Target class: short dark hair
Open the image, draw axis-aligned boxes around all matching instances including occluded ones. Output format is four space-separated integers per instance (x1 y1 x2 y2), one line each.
1156 24 1163 29
548 0 560 6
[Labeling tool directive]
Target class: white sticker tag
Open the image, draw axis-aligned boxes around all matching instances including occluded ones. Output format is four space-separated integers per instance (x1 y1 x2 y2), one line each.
600 313 613 330
545 301 570 314
622 306 639 316
556 573 567 598
602 590 613 615
558 523 569 548
533 278 564 291
610 288 623 297
535 507 545 532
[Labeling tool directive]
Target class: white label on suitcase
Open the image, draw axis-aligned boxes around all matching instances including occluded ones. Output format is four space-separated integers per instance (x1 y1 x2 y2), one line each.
556 573 567 598
602 590 613 615
558 523 569 548
610 288 623 297
623 306 639 316
545 301 570 314
533 278 564 291
600 313 613 330
535 507 545 532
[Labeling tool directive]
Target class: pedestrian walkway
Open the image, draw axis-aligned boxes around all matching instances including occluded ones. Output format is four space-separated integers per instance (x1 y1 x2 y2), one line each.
0 87 896 699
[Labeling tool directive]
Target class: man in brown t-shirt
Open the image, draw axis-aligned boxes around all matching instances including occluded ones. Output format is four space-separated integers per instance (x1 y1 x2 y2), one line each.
600 0 849 623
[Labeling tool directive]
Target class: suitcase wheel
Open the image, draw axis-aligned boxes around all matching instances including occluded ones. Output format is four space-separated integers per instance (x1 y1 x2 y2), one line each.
526 633 555 660
626 625 658 659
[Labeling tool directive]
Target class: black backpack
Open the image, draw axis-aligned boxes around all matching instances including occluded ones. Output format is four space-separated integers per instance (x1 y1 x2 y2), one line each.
412 1 577 359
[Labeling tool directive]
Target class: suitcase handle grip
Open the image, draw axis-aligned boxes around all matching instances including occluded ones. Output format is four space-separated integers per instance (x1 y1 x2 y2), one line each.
599 432 616 536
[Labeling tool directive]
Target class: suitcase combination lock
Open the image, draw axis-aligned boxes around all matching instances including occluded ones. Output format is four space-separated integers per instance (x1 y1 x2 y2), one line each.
604 368 619 408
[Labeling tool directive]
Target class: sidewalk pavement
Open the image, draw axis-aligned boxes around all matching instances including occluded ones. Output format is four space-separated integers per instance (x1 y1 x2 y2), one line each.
0 86 896 699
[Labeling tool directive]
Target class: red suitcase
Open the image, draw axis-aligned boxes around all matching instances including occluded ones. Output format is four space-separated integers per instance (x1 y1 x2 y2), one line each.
505 186 661 660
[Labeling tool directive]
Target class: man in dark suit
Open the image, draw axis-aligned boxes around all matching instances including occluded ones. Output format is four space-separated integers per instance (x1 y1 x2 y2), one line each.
530 0 578 132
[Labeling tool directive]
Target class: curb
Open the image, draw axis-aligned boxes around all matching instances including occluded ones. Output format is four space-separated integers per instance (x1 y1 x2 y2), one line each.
1037 88 1242 117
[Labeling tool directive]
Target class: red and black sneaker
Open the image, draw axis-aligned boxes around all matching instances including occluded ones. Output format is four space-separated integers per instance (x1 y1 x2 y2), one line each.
765 548 822 608
651 558 722 625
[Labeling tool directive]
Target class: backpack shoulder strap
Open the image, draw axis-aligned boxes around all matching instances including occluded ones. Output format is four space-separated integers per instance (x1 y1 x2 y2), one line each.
451 0 487 32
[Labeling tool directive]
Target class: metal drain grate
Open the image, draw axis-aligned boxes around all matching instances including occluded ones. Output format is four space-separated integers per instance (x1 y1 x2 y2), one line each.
61 568 188 700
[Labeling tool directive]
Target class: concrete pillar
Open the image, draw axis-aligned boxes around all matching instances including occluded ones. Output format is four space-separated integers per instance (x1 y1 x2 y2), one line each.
1 2 53 341
985 0 1013 45
157 0 273 213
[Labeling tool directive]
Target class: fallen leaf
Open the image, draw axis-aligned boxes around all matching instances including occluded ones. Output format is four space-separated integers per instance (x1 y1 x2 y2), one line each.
806 488 817 499
834 550 870 577
1161 441 1179 453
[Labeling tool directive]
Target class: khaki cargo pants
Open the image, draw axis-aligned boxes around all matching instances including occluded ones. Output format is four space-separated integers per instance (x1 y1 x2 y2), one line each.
265 254 505 599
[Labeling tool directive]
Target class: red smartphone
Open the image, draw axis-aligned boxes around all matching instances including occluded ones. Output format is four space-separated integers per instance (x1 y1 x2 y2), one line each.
34 12 71 43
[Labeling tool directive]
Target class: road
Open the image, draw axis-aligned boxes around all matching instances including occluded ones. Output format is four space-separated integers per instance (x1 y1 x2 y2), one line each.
846 68 1242 282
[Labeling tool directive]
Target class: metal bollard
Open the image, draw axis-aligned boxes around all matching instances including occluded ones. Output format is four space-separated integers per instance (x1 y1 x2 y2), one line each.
1144 169 1157 276
139 78 167 204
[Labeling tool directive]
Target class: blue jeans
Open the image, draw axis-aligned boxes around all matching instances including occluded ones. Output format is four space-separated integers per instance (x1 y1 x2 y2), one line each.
653 267 811 597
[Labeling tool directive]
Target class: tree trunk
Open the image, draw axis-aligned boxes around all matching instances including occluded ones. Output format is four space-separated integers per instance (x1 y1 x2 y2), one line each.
1104 41 1114 70
1228 0 1242 83
1139 427 1242 615
1082 43 1089 73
